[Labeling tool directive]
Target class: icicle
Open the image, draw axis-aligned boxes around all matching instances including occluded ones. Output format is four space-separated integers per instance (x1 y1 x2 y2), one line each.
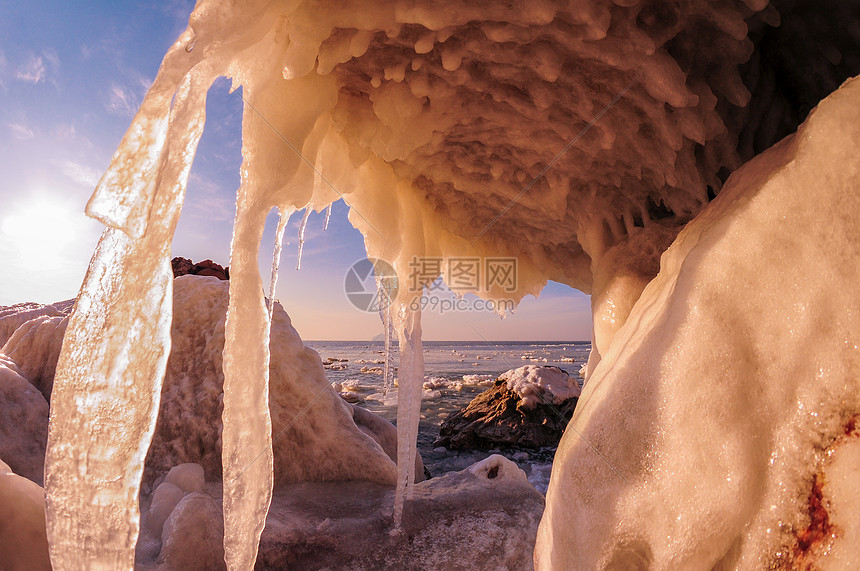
221 198 275 570
268 208 292 320
392 299 424 529
296 207 311 270
378 276 395 395
323 202 332 231
45 68 210 568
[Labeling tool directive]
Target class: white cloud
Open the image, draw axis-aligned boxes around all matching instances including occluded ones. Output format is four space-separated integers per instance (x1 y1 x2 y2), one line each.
106 84 138 116
16 55 46 83
186 173 236 221
57 160 102 188
8 122 34 140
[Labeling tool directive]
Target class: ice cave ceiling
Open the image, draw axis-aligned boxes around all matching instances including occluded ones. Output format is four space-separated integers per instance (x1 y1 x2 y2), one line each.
135 0 859 294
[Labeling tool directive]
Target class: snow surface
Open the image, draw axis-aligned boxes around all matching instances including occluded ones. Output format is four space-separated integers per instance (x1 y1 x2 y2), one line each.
500 365 581 409
538 76 860 569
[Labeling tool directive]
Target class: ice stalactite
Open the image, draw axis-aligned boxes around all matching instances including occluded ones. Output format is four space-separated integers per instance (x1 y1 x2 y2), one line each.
221 196 275 569
267 208 292 320
45 64 211 569
392 299 424 529
323 203 332 231
295 208 311 271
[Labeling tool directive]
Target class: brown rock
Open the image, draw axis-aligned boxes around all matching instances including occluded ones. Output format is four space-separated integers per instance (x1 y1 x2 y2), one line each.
171 257 229 280
171 257 194 278
435 379 577 450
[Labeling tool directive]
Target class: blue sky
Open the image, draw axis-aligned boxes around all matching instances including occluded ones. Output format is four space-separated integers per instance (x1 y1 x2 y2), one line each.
0 0 592 341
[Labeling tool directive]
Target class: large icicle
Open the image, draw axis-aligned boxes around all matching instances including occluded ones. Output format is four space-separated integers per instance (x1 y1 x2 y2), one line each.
268 208 292 320
45 68 210 569
392 300 424 528
221 195 275 568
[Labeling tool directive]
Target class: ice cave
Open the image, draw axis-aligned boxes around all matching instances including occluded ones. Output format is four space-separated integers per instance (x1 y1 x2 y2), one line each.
1 0 860 569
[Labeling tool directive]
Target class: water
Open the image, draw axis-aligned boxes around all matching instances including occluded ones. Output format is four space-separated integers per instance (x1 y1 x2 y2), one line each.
306 340 591 492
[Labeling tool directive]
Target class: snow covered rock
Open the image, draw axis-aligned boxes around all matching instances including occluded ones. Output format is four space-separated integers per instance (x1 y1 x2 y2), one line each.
2 314 68 402
436 366 579 450
0 470 51 570
137 463 226 569
537 76 860 569
0 301 70 347
502 365 581 408
144 275 398 486
351 403 427 482
0 355 48 485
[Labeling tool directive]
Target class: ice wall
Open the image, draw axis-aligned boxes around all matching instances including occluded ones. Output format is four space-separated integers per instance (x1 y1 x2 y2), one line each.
537 76 860 569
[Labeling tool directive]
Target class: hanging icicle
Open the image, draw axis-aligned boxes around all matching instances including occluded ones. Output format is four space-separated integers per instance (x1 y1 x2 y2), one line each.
268 208 292 320
392 299 424 529
296 207 311 270
323 202 332 231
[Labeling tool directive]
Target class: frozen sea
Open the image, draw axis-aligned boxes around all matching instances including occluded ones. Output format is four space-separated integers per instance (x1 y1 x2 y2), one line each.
306 340 591 493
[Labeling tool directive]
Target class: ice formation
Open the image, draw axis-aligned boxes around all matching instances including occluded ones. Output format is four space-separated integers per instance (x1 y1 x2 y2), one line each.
538 77 860 569
40 0 860 567
500 365 582 409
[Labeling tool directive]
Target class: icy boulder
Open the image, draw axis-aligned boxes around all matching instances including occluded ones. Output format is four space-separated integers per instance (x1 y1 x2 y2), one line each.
537 77 860 569
0 355 48 485
2 314 68 401
136 462 226 570
0 302 63 347
145 275 398 486
0 468 51 570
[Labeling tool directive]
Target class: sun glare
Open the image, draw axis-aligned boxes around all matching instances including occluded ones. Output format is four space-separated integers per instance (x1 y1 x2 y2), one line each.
1 198 84 266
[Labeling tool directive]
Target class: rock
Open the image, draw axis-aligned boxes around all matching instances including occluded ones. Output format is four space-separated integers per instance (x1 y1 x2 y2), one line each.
0 471 51 570
157 492 226 570
0 355 49 484
171 257 229 280
146 482 186 537
435 368 578 450
351 404 426 483
171 257 194 277
144 275 399 486
165 463 205 494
